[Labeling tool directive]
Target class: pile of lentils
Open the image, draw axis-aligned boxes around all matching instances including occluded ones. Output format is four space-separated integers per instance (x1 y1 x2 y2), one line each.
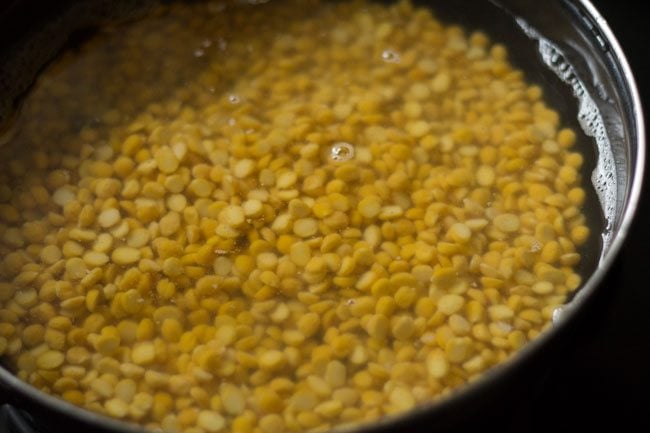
0 0 590 432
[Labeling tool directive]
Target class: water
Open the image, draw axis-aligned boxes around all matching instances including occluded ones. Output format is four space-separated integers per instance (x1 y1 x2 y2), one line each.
0 0 619 430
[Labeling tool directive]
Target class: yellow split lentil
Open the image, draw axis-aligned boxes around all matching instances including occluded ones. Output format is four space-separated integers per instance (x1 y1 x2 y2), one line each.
0 0 592 432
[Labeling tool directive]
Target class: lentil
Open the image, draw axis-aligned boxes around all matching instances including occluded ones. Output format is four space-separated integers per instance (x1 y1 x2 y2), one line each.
0 1 591 432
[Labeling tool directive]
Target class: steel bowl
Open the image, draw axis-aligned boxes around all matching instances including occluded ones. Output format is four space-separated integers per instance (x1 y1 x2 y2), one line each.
0 1 644 432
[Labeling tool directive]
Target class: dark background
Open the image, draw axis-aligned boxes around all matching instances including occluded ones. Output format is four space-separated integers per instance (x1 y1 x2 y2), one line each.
506 1 650 432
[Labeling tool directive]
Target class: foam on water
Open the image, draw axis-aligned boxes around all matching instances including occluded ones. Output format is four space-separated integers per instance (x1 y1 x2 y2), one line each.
515 17 617 259
514 17 620 323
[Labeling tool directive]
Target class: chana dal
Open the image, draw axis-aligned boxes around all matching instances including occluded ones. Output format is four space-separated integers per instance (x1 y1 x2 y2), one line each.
0 0 591 432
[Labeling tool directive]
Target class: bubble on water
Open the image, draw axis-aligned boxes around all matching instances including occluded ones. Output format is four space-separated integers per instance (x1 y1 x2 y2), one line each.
330 142 355 162
201 39 213 48
346 299 356 306
228 118 236 126
218 38 228 51
530 240 541 253
228 94 241 104
381 49 401 63
193 48 205 58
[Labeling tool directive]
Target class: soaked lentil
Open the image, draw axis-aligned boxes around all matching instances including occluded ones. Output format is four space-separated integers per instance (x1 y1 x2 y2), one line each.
0 0 590 432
